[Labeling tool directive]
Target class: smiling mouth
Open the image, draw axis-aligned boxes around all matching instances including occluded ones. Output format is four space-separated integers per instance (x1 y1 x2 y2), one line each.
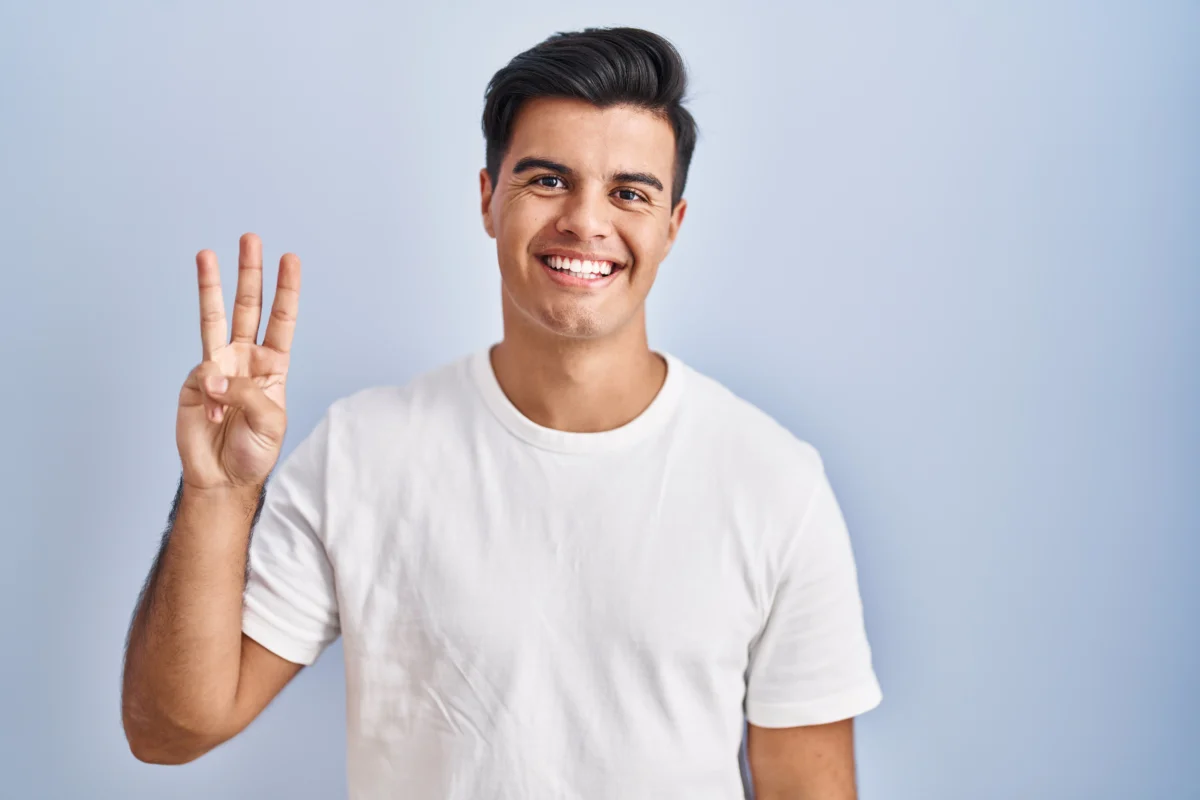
538 254 625 279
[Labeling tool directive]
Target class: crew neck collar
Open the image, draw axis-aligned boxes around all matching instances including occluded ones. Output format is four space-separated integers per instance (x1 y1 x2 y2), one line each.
469 345 686 454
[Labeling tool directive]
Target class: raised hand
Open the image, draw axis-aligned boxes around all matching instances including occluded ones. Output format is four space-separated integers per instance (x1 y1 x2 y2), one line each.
176 233 301 492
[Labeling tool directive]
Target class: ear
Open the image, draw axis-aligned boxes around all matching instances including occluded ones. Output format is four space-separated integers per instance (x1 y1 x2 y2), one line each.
661 197 687 260
479 168 496 239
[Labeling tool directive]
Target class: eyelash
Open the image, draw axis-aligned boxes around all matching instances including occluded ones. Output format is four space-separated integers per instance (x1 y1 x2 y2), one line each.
534 175 646 203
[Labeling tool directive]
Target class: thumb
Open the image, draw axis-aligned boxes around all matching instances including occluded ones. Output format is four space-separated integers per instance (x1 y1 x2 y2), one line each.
204 375 286 443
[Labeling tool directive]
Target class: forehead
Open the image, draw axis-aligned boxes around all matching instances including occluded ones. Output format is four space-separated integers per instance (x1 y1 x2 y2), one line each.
505 96 676 176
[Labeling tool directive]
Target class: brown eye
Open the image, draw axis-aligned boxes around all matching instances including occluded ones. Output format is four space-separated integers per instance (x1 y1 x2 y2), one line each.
536 176 564 189
616 189 644 202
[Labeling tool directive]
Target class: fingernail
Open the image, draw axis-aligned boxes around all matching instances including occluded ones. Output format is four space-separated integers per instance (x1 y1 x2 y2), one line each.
207 376 228 393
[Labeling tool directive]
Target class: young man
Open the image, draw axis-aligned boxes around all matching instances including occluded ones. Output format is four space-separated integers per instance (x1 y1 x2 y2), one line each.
122 27 883 800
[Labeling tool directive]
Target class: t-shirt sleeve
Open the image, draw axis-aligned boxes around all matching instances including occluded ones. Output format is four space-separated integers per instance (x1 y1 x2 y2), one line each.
241 410 341 666
744 465 883 728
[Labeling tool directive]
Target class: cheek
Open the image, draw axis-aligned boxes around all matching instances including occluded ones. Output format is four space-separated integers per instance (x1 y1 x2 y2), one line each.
620 218 668 264
499 196 554 242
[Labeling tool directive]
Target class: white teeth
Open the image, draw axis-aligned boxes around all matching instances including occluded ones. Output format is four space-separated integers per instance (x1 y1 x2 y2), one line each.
545 255 616 278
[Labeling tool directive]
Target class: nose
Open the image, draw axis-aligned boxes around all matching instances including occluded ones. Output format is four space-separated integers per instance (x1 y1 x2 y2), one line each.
555 185 613 241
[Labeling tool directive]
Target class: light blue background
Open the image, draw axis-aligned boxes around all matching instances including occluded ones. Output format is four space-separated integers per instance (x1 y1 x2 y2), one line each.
2 2 1196 798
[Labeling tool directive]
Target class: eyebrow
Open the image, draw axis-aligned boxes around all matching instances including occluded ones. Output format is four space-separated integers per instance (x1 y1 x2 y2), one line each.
512 156 665 193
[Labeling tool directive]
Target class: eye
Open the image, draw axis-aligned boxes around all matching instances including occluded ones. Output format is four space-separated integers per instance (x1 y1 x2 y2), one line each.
534 175 565 189
615 188 646 203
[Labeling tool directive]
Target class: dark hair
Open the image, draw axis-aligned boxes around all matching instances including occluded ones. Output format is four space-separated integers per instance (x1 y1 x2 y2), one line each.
482 27 698 208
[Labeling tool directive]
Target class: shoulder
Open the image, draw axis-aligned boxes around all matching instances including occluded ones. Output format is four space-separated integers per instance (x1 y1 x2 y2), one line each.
321 352 478 443
675 358 827 497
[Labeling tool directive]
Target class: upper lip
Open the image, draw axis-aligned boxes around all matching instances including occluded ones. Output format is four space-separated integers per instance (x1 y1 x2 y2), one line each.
537 249 626 268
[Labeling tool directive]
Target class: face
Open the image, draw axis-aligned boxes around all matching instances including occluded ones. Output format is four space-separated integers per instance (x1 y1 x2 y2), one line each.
480 97 687 341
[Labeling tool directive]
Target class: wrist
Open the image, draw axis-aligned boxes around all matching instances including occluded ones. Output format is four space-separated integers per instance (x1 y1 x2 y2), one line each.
180 479 265 523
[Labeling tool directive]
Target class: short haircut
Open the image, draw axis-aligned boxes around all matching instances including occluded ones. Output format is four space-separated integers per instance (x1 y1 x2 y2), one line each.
482 26 699 208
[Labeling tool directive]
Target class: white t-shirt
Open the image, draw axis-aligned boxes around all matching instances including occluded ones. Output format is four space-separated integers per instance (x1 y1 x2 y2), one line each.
242 346 882 799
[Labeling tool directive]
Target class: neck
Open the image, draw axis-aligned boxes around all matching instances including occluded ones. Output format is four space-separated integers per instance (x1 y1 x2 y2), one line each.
490 309 667 434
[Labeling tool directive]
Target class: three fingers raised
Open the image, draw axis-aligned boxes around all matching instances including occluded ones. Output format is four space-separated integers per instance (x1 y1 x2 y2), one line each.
195 235 301 358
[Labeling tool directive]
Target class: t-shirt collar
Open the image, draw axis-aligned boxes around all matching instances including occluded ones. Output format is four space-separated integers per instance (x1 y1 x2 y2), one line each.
469 344 686 454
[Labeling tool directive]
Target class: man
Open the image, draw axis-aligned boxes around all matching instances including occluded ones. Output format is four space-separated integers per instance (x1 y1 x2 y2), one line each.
121 26 883 800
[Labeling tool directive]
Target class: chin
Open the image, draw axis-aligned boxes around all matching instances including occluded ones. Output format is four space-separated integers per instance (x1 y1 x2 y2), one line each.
535 306 607 339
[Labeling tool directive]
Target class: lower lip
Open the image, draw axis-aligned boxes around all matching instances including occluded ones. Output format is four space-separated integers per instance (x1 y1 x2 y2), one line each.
539 257 624 289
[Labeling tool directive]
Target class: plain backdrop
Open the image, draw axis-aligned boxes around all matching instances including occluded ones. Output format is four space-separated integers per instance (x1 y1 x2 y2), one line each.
1 2 1196 798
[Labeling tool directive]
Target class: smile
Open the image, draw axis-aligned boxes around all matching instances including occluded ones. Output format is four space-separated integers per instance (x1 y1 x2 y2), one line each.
537 254 625 288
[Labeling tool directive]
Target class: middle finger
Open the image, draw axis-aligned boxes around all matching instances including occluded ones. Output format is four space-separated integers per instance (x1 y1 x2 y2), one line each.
229 232 263 345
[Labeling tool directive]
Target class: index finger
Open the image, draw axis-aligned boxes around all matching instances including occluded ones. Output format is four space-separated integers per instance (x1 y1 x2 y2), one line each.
262 252 301 354
196 249 227 359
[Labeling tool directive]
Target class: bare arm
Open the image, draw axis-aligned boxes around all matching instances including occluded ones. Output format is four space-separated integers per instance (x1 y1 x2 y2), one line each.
746 718 859 800
121 234 305 763
121 477 302 763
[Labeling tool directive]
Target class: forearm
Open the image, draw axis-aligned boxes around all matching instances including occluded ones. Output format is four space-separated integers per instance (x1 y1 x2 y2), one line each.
122 477 263 759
